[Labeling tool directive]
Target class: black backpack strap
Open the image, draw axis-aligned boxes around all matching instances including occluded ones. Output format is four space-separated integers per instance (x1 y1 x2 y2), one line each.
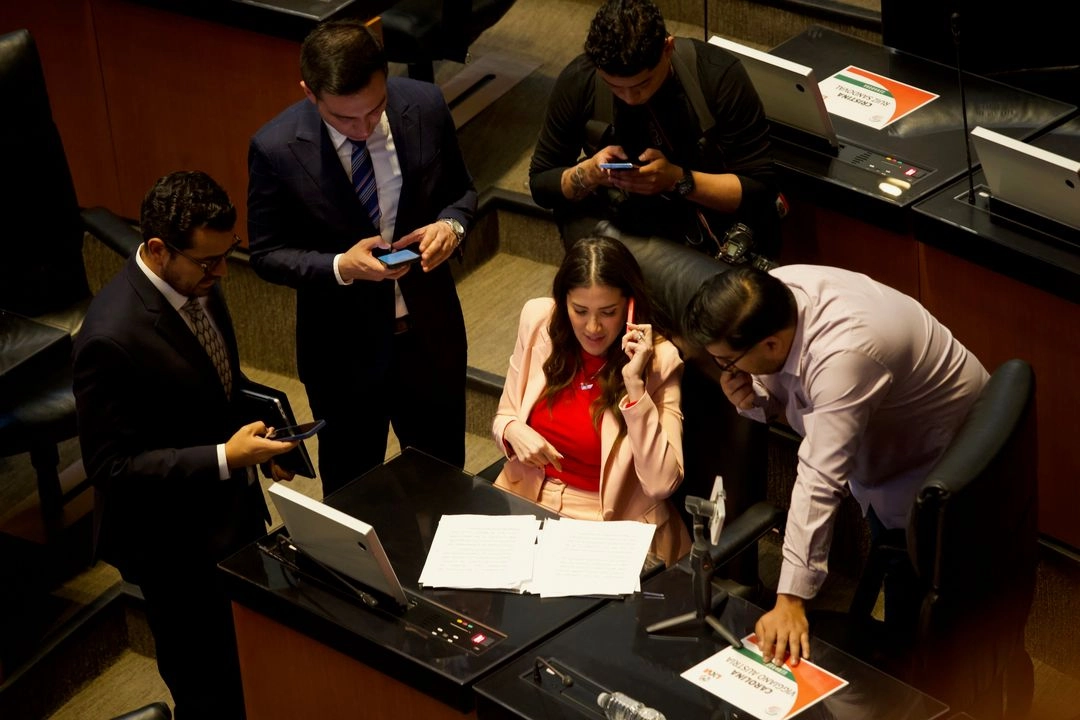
587 68 615 153
671 37 715 135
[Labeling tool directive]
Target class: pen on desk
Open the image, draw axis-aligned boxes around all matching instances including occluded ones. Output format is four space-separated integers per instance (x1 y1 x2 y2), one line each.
641 591 665 600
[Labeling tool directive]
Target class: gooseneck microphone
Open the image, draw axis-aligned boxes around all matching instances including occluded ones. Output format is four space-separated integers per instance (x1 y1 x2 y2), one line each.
952 11 977 204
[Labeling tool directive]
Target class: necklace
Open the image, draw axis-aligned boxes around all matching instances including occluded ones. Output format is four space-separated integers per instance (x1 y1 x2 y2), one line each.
578 362 608 391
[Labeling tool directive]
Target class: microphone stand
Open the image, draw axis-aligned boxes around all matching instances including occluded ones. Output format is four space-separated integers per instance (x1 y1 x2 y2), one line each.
644 497 743 649
952 11 976 204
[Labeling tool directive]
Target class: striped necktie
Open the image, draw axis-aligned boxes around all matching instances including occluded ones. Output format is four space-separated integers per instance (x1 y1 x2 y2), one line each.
182 297 233 398
351 139 381 228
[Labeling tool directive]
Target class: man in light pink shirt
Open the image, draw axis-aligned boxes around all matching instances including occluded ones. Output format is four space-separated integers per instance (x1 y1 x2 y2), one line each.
683 264 989 667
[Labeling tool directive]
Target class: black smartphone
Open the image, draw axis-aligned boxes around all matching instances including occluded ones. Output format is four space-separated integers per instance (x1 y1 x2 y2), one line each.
268 419 326 442
378 248 421 268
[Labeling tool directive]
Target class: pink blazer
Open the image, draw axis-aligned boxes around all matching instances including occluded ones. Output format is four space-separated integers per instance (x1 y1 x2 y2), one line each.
492 298 692 565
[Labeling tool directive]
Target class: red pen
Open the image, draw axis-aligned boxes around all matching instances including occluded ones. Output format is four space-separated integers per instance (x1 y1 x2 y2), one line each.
627 296 635 326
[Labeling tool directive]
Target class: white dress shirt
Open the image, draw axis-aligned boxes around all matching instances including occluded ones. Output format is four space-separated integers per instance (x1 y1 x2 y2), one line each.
324 117 409 318
738 265 990 599
136 245 232 481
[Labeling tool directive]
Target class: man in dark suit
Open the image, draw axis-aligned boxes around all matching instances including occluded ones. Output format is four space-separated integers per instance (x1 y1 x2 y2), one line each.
73 171 296 719
248 19 476 496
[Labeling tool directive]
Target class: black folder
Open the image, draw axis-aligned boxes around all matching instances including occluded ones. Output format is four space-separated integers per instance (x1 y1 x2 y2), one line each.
239 381 318 479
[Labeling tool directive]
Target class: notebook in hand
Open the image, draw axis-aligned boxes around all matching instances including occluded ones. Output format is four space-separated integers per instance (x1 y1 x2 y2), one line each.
239 382 317 478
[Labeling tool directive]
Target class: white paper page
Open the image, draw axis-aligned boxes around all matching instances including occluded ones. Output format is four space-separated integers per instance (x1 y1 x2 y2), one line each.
418 514 541 592
529 518 655 598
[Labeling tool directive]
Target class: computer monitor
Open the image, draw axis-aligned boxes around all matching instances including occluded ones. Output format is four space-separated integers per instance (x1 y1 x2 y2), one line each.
709 34 838 152
267 483 409 608
971 125 1080 231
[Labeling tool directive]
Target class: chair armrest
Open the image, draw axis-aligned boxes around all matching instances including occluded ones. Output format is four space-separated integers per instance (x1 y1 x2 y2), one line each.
81 206 141 259
710 500 783 567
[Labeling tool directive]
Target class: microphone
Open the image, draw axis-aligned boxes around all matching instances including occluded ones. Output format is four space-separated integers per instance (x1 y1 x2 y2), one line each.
597 691 666 720
951 11 977 204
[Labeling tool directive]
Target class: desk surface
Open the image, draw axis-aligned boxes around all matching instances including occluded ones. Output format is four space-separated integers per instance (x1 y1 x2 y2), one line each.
219 449 609 712
475 566 949 720
768 26 1075 228
911 116 1080 303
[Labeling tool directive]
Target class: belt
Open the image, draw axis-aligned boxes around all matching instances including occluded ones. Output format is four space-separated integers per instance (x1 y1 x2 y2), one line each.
393 315 412 335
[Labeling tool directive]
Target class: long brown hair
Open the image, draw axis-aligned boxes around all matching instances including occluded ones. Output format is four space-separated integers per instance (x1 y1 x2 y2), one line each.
542 236 654 429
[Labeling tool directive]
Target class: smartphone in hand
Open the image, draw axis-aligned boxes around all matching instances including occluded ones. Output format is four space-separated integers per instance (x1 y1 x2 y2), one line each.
600 162 636 170
268 419 326 442
377 249 421 268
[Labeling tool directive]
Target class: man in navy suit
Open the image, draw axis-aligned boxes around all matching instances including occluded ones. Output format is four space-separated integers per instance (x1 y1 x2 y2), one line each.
248 19 476 495
74 171 296 718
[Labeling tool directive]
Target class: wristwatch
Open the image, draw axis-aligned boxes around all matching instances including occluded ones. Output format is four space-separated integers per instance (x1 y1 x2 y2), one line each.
674 168 695 197
439 217 465 249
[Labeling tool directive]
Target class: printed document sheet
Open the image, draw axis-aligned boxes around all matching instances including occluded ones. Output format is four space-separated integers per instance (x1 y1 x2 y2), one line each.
418 514 654 598
819 65 938 129
681 633 848 719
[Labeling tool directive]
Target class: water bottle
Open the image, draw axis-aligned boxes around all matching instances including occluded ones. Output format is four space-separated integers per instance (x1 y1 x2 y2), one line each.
597 691 666 720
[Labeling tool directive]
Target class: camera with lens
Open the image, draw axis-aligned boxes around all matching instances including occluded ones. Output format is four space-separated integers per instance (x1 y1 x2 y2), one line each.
715 222 777 271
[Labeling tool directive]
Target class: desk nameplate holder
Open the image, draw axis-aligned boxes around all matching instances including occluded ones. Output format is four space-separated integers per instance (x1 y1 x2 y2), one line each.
961 185 1080 251
526 657 608 718
257 530 506 655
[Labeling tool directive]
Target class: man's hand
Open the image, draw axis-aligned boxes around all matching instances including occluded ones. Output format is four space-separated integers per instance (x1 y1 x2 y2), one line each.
608 148 682 197
268 460 295 483
621 322 654 402
338 235 411 283
754 594 810 666
561 145 629 199
225 421 298 470
719 369 761 411
394 221 458 272
503 420 564 473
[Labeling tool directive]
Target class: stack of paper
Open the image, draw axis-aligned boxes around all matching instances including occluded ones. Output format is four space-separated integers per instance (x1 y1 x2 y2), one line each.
418 515 655 598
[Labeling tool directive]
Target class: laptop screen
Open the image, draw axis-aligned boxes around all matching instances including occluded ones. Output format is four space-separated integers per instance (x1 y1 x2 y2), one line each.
267 483 409 608
971 125 1080 231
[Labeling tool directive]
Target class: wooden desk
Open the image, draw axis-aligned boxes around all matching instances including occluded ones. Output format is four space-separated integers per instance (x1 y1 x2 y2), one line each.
219 449 611 719
912 117 1080 550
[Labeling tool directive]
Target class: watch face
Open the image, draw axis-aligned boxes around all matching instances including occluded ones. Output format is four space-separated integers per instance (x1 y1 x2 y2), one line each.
676 171 694 196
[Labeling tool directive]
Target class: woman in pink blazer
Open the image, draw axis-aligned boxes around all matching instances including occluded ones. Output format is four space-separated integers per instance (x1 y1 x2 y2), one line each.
492 236 691 566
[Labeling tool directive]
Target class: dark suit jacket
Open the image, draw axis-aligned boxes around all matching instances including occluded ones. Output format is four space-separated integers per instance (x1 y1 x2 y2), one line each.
247 77 475 384
73 256 266 580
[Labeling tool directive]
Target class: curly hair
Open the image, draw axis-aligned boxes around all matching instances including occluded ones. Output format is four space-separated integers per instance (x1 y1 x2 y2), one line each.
682 266 796 351
543 236 655 430
584 0 669 77
300 19 388 97
139 171 235 250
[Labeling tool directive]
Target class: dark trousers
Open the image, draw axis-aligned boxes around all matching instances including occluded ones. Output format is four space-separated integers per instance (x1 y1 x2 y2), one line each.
308 328 466 496
866 506 922 647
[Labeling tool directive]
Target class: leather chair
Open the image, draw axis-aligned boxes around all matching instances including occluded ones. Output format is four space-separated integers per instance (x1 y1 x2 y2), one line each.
380 0 518 82
109 702 172 720
816 358 1038 720
0 28 141 540
597 223 771 587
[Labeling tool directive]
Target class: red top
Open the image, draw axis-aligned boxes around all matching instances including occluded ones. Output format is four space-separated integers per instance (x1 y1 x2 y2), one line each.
527 352 606 491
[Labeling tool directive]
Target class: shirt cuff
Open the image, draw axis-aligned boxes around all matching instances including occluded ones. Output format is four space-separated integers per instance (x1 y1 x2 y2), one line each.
333 253 352 285
216 443 230 481
777 558 827 599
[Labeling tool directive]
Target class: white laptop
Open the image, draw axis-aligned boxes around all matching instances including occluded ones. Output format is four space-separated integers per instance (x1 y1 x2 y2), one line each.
970 125 1080 231
709 35 838 151
268 483 409 608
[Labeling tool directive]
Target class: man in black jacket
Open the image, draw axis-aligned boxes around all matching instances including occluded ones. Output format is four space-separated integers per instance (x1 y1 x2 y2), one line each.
74 171 296 719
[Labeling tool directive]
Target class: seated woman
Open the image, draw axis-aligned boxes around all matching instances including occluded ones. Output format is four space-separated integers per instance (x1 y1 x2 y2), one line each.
492 236 691 566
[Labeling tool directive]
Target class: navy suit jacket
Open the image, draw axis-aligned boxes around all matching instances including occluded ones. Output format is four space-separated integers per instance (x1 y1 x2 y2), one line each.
73 256 266 580
247 77 475 384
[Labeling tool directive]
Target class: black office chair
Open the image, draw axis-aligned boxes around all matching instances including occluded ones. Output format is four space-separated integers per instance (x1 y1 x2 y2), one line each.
816 358 1038 720
380 0 518 82
598 223 771 589
0 28 141 540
